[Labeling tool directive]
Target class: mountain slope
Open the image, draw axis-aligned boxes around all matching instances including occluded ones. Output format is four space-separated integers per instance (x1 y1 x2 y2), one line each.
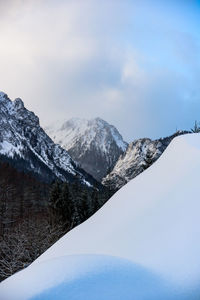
46 117 128 181
1 134 200 299
0 92 96 186
103 131 190 190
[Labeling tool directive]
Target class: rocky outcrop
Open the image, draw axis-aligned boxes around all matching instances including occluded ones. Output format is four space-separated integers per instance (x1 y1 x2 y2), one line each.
102 131 190 190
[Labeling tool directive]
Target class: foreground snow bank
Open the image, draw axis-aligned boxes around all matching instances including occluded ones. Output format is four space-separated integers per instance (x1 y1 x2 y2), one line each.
0 255 182 300
1 134 200 299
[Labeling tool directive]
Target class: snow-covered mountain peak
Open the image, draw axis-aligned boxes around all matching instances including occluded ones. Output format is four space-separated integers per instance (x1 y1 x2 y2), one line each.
0 92 14 114
0 91 9 99
0 93 36 123
0 92 10 105
60 117 88 132
54 117 127 152
0 91 6 99
13 98 25 110
12 98 40 126
46 117 128 181
0 93 97 186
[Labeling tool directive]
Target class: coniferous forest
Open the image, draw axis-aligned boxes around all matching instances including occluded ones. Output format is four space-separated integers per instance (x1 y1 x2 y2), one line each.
0 161 112 281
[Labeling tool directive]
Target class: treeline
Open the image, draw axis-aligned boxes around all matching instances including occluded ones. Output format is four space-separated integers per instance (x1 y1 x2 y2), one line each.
0 161 113 282
49 181 113 231
0 161 50 281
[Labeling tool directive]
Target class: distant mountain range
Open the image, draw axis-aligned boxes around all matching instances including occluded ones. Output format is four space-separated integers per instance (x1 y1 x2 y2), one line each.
46 115 190 191
0 92 111 281
0 90 191 192
0 92 97 187
0 91 194 285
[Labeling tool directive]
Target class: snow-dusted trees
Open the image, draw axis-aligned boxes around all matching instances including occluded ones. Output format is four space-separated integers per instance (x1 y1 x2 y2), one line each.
0 162 112 282
0 219 64 281
49 181 112 230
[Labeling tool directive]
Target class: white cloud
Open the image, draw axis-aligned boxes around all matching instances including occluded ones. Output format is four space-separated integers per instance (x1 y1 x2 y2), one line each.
0 0 200 140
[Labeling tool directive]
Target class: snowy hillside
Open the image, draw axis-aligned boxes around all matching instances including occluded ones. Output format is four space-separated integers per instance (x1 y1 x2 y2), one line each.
1 133 200 299
0 92 96 186
46 117 128 181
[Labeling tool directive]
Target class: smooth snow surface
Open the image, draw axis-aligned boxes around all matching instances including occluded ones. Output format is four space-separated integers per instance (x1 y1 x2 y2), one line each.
0 255 182 300
1 134 200 299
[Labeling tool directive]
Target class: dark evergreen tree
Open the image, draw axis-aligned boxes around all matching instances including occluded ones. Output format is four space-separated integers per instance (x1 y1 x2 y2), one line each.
49 181 61 210
191 120 200 133
59 183 72 226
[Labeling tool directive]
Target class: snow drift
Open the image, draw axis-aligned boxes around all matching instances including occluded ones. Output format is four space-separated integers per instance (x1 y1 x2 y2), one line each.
1 133 200 299
0 255 182 300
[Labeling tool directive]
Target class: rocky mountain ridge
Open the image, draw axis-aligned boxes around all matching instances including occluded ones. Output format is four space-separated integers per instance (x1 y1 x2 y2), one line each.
46 113 192 190
103 131 190 190
0 92 96 186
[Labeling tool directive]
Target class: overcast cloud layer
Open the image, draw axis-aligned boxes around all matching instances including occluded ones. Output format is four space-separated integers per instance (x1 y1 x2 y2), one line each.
0 0 200 141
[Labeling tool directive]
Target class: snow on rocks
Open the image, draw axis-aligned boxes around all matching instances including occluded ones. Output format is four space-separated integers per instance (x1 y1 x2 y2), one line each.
46 117 128 181
0 91 94 185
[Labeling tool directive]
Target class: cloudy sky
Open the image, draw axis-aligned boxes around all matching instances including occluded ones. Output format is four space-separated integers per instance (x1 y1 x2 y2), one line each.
0 0 200 141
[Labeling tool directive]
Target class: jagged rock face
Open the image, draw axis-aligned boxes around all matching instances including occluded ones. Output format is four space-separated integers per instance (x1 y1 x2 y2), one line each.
102 132 190 190
0 92 95 186
46 117 128 181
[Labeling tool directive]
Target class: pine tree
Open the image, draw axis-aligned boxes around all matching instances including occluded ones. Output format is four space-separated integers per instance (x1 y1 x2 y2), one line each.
191 120 200 133
49 181 61 210
59 183 72 224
